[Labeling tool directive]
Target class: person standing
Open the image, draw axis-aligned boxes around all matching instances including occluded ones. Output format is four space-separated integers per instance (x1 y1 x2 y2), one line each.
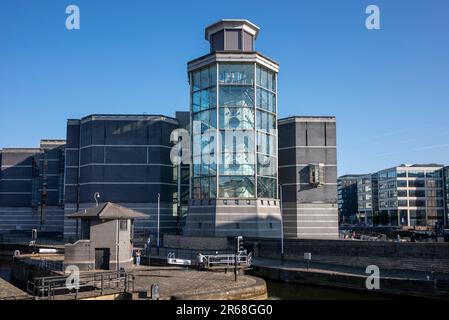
136 250 141 266
197 253 204 271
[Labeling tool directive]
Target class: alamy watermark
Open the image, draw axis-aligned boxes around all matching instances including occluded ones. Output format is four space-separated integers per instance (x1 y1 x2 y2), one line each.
66 5 80 30
366 5 381 30
365 265 380 290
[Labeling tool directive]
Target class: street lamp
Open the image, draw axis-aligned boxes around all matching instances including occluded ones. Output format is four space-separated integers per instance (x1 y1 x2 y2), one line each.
279 184 284 265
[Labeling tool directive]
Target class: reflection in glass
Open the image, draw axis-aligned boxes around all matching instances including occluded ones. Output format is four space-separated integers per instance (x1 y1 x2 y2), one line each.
219 86 254 107
219 176 255 198
219 64 254 85
219 107 254 129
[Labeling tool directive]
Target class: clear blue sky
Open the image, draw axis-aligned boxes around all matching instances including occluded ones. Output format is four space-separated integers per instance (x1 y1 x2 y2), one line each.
1 0 448 175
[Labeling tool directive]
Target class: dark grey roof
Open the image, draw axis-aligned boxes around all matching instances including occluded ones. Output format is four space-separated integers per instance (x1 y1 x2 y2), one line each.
68 202 149 220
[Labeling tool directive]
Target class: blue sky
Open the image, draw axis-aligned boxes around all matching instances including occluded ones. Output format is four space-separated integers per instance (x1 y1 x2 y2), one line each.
0 0 448 175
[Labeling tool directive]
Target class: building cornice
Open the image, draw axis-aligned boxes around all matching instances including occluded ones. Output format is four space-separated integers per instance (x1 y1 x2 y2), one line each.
187 51 279 75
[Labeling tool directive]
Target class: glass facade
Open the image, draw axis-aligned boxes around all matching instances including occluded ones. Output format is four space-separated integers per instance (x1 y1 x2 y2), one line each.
191 62 277 199
376 166 445 227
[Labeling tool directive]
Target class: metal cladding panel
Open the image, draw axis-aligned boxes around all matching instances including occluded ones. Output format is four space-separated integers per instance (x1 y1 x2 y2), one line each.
211 30 224 52
305 122 326 146
66 122 80 148
294 122 308 146
1 166 33 179
0 194 31 207
297 185 337 203
279 166 297 185
1 152 36 166
278 149 296 167
176 111 190 129
0 180 31 192
278 122 296 149
65 149 79 167
325 122 337 146
43 148 61 159
243 31 253 51
79 165 173 183
64 185 78 203
295 148 337 165
80 121 93 147
79 184 176 203
42 160 60 174
65 167 78 184
148 147 172 164
225 29 241 50
105 147 147 163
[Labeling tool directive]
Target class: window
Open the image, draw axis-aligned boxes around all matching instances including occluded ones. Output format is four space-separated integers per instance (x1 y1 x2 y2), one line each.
408 171 425 178
219 176 255 198
397 171 407 178
120 219 128 231
258 177 277 198
397 180 407 188
408 180 425 188
219 64 253 85
256 110 276 132
219 86 254 107
219 107 254 129
408 190 426 198
256 87 276 113
256 66 276 91
309 164 324 187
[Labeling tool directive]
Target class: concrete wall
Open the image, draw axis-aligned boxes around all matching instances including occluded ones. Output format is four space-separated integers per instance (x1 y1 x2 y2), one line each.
65 219 134 271
163 234 230 250
185 199 282 238
278 117 338 239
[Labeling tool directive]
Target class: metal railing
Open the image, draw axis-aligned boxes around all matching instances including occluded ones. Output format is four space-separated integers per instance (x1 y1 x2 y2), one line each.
202 252 252 270
26 270 134 300
146 246 233 265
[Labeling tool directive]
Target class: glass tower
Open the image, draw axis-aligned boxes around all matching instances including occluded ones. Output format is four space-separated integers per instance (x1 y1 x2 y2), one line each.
185 19 281 238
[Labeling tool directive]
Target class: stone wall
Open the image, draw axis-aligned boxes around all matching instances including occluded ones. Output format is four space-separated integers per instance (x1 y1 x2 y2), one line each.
163 234 230 250
249 238 449 273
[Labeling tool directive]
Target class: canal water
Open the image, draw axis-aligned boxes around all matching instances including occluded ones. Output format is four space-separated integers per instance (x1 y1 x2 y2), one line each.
266 280 394 300
0 256 12 282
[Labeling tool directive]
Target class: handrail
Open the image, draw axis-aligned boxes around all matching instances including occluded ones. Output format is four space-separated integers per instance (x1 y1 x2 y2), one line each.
28 270 131 300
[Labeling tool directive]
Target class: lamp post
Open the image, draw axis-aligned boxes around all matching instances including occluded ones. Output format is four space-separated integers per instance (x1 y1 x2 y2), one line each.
157 193 160 255
279 184 284 265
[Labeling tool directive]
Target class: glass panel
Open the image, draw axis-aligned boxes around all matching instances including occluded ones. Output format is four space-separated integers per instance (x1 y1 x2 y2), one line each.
192 131 216 158
256 66 275 91
193 71 201 92
219 107 254 129
257 155 276 177
219 176 255 198
219 86 254 107
387 170 397 179
200 68 209 89
209 64 217 86
219 63 254 85
257 177 276 198
257 132 276 156
192 91 201 113
257 110 276 132
408 180 425 188
256 88 276 113
193 109 217 133
397 171 407 178
219 161 255 176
